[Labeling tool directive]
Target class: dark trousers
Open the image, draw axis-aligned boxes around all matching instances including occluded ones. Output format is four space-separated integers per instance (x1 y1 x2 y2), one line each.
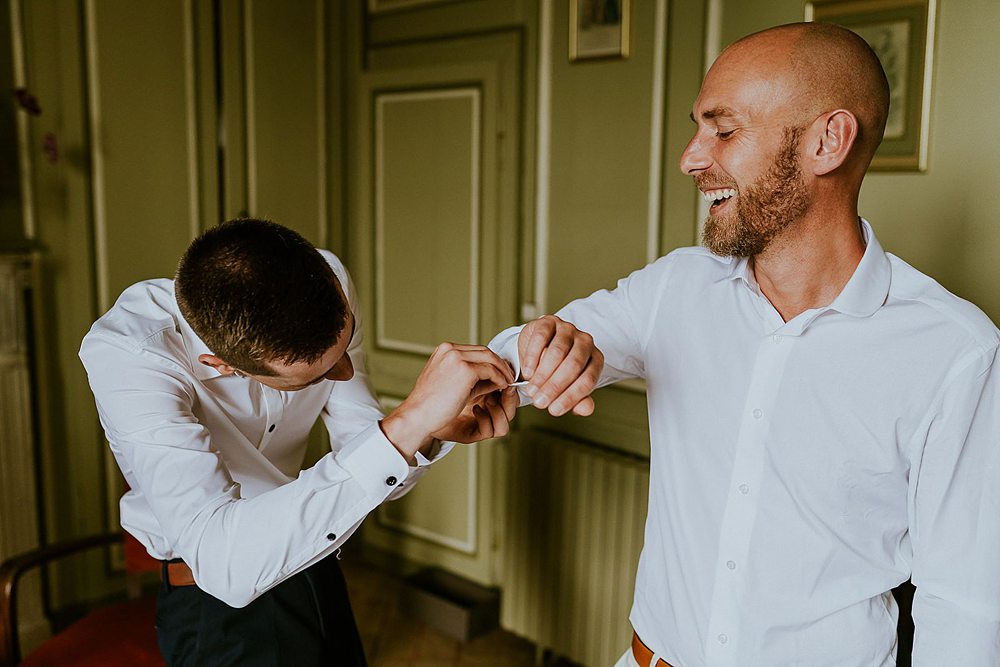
155 556 366 666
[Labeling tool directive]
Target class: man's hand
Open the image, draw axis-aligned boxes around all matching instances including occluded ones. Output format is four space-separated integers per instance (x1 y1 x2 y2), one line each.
432 386 519 444
380 343 516 460
518 315 603 417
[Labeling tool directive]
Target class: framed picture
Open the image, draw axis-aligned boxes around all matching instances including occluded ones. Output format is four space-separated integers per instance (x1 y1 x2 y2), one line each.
806 0 936 171
570 0 631 61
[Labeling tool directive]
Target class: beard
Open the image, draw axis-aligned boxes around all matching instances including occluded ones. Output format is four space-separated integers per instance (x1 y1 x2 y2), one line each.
700 126 810 258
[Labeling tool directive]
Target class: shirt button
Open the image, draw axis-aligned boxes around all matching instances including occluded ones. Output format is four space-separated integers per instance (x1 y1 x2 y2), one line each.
726 560 736 570
772 334 782 343
738 484 750 495
385 476 398 486
717 633 728 645
268 424 275 432
752 408 763 419
326 532 336 541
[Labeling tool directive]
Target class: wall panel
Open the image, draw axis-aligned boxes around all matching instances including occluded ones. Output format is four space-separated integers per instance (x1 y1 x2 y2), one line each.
85 0 201 310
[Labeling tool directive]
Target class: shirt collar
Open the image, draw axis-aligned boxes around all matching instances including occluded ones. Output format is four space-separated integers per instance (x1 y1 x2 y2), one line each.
724 218 890 319
174 296 224 381
826 218 891 318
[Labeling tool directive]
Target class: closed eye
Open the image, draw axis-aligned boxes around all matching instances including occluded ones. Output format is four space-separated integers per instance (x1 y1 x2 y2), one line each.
717 130 736 140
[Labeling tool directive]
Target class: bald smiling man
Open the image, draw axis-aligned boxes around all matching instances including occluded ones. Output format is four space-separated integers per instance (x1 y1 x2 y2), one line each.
488 22 1000 666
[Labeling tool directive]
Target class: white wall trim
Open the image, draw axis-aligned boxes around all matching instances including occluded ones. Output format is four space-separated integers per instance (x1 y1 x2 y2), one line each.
183 0 200 239
532 0 552 316
645 0 668 264
10 0 34 241
697 0 724 234
244 0 257 216
83 0 110 313
374 88 481 356
316 0 328 248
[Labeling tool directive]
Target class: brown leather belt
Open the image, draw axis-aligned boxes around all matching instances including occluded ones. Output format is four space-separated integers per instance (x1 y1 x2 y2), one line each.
632 632 673 667
161 560 196 587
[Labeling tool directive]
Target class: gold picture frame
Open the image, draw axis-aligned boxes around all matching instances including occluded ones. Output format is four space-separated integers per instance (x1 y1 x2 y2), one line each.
569 0 631 61
806 0 937 171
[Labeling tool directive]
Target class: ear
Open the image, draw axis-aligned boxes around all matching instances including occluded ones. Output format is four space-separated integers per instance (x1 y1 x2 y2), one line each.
807 109 859 176
198 353 241 376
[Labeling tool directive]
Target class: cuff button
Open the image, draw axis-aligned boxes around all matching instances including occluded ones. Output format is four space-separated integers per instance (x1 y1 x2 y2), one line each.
326 533 336 541
385 476 398 486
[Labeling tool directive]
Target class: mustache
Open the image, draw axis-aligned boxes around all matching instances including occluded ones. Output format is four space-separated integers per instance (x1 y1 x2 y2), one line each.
694 173 738 191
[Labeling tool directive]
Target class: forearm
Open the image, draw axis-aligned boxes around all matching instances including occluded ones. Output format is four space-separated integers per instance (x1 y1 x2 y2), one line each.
154 424 407 607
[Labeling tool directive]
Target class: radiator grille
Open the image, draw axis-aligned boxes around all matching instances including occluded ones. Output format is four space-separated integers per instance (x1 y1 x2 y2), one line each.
502 430 649 666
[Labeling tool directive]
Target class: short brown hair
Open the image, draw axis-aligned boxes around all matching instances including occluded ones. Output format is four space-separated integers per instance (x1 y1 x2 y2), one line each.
175 219 349 375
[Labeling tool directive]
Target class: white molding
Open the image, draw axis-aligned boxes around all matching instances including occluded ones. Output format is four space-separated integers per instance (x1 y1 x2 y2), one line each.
10 0 34 241
918 0 937 172
316 0 328 247
244 0 257 216
697 0 724 236
83 0 110 313
646 0 668 264
532 0 553 315
183 0 200 239
374 88 481 356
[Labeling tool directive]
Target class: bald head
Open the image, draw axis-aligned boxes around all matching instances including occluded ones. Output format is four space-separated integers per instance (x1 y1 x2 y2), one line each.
719 22 890 169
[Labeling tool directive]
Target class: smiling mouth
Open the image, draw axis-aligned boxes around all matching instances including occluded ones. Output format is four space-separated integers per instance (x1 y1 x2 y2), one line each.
702 188 736 212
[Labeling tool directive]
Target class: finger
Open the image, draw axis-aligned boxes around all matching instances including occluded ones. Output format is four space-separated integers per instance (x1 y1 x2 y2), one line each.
547 353 603 417
470 362 515 398
571 396 595 416
500 386 518 421
485 393 510 438
450 348 517 384
473 404 493 439
529 326 591 409
518 317 558 379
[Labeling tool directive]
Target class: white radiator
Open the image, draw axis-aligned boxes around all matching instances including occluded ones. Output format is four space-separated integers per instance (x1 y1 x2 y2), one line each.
0 253 47 652
502 430 649 666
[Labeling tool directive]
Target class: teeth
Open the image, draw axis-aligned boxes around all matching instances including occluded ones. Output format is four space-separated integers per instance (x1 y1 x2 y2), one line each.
701 188 736 203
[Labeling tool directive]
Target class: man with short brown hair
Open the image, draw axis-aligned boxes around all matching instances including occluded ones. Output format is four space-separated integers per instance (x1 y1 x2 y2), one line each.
81 218 518 666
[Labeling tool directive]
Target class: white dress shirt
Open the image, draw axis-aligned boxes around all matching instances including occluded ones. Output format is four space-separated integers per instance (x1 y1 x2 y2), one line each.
80 251 447 608
492 220 1000 666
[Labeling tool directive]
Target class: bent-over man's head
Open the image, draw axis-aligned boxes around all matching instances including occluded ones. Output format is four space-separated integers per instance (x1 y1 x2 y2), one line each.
175 218 355 389
681 22 890 257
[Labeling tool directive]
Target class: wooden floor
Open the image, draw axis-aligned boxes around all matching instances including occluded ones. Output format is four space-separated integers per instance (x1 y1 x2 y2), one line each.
342 555 576 667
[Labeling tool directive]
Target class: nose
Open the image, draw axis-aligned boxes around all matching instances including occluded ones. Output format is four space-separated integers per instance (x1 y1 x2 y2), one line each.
679 133 712 175
326 355 354 382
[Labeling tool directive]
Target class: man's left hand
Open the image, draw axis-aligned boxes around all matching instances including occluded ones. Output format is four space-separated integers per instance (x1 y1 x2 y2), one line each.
432 386 519 444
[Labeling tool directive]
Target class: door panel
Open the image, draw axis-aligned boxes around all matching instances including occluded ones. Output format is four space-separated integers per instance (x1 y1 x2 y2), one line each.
352 45 519 583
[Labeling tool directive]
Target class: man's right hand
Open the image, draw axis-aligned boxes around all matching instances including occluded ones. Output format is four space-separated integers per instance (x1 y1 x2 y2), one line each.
380 342 516 460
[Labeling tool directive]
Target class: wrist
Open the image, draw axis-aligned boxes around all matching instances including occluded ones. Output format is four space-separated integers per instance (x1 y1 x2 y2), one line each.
380 406 432 462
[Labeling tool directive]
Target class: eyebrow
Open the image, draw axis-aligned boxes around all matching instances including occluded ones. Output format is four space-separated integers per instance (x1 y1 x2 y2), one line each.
690 106 741 123
294 316 357 388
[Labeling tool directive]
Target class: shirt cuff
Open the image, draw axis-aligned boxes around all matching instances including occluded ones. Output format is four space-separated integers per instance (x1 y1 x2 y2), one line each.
413 440 456 467
334 422 410 497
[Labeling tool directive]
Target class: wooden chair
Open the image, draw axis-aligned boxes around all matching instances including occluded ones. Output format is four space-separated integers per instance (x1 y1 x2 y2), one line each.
0 532 163 667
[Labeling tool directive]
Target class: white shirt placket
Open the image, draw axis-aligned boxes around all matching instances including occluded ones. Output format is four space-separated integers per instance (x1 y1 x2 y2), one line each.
258 384 285 451
704 328 794 664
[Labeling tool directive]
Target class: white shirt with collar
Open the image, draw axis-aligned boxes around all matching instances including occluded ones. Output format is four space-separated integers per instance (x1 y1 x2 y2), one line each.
80 250 447 608
491 220 1000 666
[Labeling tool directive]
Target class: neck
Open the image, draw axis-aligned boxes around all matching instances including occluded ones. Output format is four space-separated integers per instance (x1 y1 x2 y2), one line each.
751 205 865 322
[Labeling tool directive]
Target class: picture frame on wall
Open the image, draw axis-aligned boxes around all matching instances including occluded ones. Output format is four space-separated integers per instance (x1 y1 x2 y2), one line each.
805 0 937 171
569 0 631 61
